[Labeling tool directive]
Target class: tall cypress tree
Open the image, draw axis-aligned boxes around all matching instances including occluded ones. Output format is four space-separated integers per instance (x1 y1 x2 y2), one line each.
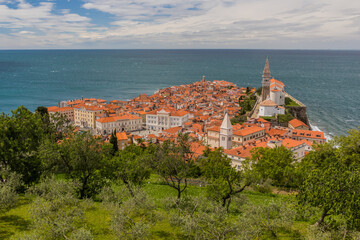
110 130 118 155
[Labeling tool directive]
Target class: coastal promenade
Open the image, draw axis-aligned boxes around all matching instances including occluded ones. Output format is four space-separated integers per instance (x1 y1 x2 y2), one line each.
249 96 261 119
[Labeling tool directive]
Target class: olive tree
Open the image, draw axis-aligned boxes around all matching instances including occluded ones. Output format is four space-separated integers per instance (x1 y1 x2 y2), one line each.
26 176 93 239
109 144 150 197
40 131 112 198
200 148 250 211
99 186 156 240
0 167 22 212
151 133 199 200
297 138 360 229
168 196 240 240
250 146 296 187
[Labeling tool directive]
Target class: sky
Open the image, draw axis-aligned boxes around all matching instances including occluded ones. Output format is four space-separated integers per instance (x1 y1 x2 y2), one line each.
0 0 360 49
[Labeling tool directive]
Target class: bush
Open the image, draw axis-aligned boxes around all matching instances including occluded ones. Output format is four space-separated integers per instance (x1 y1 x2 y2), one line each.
251 179 273 194
171 199 240 239
260 116 275 121
103 187 157 240
0 167 22 212
240 201 295 239
256 87 262 96
25 176 92 240
278 113 294 123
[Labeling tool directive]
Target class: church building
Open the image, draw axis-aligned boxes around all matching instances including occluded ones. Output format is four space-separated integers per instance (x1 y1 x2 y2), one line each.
206 112 265 149
259 58 286 117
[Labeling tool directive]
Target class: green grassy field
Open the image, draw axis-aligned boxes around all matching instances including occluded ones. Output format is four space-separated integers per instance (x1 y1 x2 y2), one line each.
0 176 313 240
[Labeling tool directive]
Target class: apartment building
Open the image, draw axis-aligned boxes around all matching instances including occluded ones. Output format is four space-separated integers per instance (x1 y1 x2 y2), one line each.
146 109 190 131
96 113 142 135
47 106 74 122
73 104 104 129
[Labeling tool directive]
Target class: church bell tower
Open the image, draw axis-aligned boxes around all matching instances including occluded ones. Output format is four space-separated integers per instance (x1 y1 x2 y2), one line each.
220 112 233 149
261 57 271 101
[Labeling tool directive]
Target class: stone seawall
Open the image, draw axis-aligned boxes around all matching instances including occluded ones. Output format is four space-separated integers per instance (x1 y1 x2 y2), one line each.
287 106 310 129
285 92 306 107
285 93 311 129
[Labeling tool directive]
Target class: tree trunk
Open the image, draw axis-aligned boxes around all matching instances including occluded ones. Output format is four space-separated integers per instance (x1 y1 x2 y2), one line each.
177 188 181 199
80 175 89 199
226 197 232 212
123 178 135 197
222 194 230 208
315 208 329 226
177 179 181 199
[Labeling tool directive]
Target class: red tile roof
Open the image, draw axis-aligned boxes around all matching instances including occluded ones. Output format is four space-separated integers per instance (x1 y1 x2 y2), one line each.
233 126 265 136
289 118 308 129
116 132 128 141
96 113 141 123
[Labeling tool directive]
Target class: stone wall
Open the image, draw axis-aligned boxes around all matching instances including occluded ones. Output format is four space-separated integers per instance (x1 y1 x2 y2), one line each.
287 106 310 129
284 92 310 129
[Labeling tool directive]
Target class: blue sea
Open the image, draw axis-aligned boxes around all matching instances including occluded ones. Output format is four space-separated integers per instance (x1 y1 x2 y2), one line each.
0 49 359 137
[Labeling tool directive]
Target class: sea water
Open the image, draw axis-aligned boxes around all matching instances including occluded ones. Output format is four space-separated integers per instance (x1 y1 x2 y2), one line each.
0 49 359 137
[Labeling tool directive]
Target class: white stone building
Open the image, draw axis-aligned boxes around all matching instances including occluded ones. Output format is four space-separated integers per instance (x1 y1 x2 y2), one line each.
96 113 142 135
259 99 285 117
146 109 190 131
206 113 265 149
269 79 285 105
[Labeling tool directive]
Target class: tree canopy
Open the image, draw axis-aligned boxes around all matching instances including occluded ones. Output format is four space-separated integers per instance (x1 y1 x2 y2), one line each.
151 133 199 199
297 134 360 229
0 106 46 185
250 146 297 187
40 131 112 198
201 148 250 211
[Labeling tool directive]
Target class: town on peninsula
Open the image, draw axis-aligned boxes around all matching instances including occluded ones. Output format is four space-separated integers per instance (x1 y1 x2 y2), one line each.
47 58 325 166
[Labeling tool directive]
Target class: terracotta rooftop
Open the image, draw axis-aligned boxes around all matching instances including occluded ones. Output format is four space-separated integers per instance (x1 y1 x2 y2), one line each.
289 118 308 128
233 126 265 136
96 113 141 123
259 99 278 107
291 129 325 140
116 132 128 141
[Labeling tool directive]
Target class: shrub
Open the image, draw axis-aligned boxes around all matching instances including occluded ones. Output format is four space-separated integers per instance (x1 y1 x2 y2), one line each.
278 113 294 123
251 179 273 194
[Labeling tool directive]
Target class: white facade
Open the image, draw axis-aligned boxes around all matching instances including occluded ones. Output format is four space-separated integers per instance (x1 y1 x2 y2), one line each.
96 115 142 135
146 109 189 131
270 89 285 106
259 105 285 117
219 112 233 149
269 79 285 105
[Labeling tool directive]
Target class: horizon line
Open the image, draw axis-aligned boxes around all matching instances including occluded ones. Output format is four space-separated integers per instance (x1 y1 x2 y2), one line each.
1 48 360 51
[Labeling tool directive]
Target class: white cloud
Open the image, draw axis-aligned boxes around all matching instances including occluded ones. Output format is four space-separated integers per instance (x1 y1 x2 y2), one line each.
0 0 360 49
78 0 360 49
0 0 103 48
82 0 216 22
